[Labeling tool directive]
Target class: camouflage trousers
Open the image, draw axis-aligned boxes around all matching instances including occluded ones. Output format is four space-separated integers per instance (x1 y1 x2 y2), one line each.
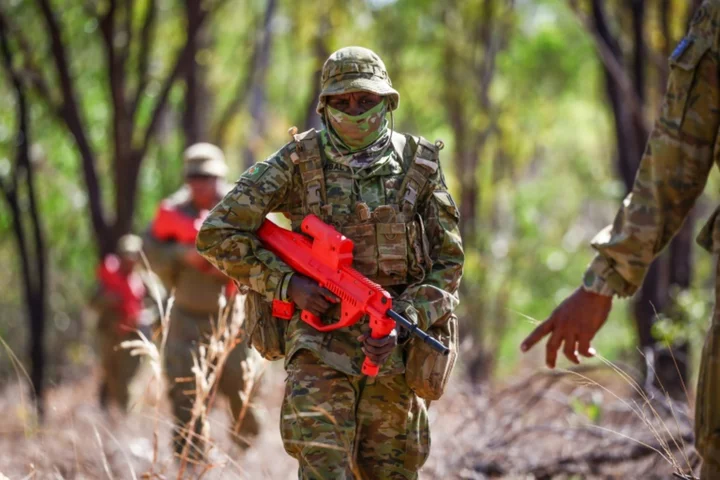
696 264 720 479
99 329 142 411
164 306 263 459
281 349 430 480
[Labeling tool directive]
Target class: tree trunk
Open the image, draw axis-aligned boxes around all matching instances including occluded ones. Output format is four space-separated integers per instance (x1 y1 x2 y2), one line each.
183 0 212 146
0 24 48 418
242 0 277 169
442 0 511 384
657 215 695 398
302 14 330 131
659 0 671 90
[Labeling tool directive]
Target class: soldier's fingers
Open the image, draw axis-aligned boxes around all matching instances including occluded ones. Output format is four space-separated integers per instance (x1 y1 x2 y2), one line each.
563 334 580 365
364 342 394 356
545 330 563 369
363 345 385 357
309 296 331 313
364 335 395 347
376 354 391 366
521 318 555 352
304 296 326 316
577 335 596 358
363 351 388 366
319 288 340 303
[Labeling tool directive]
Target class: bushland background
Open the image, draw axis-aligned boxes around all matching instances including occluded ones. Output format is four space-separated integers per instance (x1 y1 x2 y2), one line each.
0 0 713 478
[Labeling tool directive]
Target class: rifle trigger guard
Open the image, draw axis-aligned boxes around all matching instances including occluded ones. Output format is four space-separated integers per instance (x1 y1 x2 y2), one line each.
300 308 356 332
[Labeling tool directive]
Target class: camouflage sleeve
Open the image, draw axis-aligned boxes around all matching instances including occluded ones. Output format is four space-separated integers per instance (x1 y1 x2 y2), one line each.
397 168 464 330
196 148 295 302
586 5 720 297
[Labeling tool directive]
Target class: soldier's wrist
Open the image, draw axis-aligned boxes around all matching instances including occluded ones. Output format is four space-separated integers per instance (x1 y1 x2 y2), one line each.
582 268 616 297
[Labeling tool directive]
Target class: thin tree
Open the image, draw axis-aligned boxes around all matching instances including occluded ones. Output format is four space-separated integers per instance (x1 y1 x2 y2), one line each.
443 0 514 382
0 0 225 256
0 18 48 417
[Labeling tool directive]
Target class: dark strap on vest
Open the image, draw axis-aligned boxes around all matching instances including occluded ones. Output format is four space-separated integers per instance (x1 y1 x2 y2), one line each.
290 129 327 217
399 136 439 216
291 130 440 219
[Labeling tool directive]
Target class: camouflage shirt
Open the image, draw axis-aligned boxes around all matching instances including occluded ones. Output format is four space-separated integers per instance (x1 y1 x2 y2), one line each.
586 1 720 297
197 130 464 375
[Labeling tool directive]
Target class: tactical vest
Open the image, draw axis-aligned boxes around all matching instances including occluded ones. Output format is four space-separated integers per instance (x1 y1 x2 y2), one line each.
286 128 440 288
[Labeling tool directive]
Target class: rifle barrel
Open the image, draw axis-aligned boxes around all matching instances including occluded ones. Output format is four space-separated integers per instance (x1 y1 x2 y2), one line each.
387 310 450 356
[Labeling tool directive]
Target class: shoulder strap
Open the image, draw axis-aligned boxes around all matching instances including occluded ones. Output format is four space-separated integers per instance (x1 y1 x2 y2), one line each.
288 128 327 217
399 135 441 216
390 131 408 160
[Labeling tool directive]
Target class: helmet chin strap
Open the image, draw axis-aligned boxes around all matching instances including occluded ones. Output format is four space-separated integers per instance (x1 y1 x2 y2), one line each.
388 107 395 142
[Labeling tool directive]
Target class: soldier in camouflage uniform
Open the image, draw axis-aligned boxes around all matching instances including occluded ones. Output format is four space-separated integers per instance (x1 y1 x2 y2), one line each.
521 2 720 477
91 234 164 411
197 47 464 479
144 143 262 459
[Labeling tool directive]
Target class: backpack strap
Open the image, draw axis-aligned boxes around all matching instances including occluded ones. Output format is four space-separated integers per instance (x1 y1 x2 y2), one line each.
390 130 408 159
288 128 327 217
399 135 441 216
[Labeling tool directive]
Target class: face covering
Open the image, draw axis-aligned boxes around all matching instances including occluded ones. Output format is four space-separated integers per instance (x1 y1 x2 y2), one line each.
325 99 388 151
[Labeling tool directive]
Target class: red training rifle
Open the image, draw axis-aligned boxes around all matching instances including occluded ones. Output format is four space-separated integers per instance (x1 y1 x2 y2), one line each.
256 214 449 376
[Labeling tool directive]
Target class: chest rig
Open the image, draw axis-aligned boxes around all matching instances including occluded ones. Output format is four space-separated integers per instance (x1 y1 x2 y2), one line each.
287 128 440 287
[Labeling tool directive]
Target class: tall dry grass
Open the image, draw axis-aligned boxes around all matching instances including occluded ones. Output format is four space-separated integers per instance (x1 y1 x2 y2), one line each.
0 284 708 479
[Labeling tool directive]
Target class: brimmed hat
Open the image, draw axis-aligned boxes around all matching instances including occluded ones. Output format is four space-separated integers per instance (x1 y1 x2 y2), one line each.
316 46 399 114
184 143 227 178
117 234 143 256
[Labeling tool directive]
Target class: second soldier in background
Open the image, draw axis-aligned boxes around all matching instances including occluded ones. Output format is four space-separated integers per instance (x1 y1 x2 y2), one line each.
92 234 164 412
144 143 262 460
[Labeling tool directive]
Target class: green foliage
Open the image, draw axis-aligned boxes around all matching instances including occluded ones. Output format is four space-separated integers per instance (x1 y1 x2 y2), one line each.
0 0 715 382
570 393 604 424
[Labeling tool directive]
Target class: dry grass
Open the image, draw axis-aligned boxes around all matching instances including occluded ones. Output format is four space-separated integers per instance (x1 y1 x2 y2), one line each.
0 287 703 479
0 364 294 479
424 362 699 479
0 287 293 480
0 358 702 479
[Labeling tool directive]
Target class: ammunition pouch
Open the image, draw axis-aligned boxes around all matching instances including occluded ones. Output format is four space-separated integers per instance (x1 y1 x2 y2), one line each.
404 310 458 400
243 288 286 361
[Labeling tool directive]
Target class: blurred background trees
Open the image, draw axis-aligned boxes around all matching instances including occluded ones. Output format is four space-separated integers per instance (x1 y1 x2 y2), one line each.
0 0 715 411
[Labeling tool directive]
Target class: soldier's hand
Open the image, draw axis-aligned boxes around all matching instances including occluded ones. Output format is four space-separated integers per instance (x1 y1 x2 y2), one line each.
288 274 340 317
520 287 612 368
358 329 398 367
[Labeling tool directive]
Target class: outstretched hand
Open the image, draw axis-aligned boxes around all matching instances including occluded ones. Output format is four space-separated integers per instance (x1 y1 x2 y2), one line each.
288 274 340 317
520 287 612 368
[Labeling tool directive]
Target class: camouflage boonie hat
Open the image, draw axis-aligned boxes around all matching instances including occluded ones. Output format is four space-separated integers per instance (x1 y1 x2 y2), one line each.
184 142 228 178
117 234 143 256
316 46 399 114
